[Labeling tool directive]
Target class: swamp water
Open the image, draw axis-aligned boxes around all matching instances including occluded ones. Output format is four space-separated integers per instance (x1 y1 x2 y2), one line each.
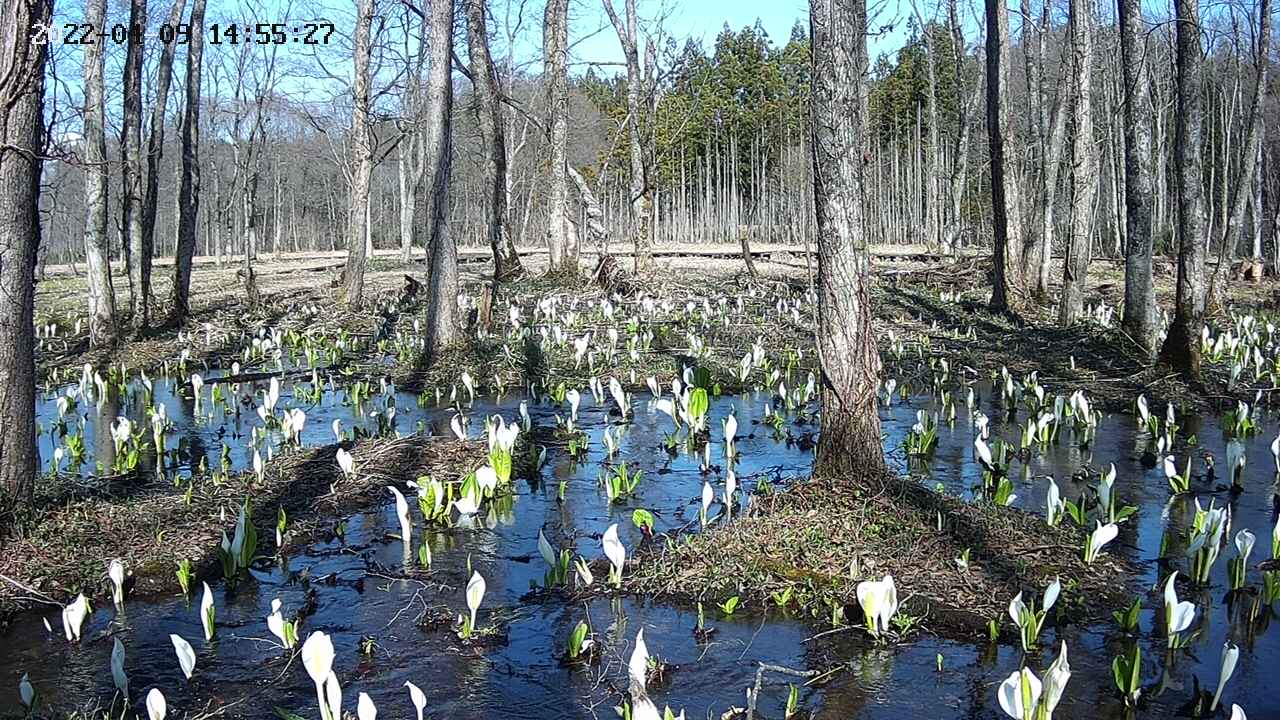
2 374 1278 719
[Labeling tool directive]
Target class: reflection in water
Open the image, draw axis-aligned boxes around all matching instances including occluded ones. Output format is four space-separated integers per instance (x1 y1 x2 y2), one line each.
5 378 1279 719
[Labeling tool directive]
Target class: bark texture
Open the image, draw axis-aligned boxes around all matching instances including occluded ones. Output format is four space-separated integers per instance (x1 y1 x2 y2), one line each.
985 0 1026 313
0 0 52 513
1058 0 1096 324
1157 0 1207 378
342 0 375 307
424 0 460 350
1117 0 1157 353
139 0 187 330
603 0 654 272
810 0 886 477
83 0 118 345
464 0 522 282
169 0 209 324
543 0 577 272
122 0 147 329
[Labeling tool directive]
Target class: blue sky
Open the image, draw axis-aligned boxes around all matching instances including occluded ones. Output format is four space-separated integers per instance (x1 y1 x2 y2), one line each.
567 0 917 70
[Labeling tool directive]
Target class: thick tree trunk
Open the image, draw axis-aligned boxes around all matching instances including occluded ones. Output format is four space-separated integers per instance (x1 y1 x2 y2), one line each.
465 0 523 282
985 0 1026 313
424 0 460 350
342 0 375 308
543 0 576 272
1118 0 1157 354
83 0 118 345
140 0 187 328
1157 0 1207 378
122 0 147 330
603 0 654 272
810 0 886 477
1058 0 1096 324
169 0 209 324
0 0 52 514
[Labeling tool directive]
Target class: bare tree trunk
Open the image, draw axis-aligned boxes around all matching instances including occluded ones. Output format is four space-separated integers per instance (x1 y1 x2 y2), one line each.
543 0 575 273
810 0 885 476
398 139 419 262
424 0 460 350
342 0 375 308
568 165 608 255
1022 0 1048 296
911 0 941 252
1207 0 1270 304
169 0 208 324
83 0 118 345
985 0 1026 313
0 0 52 514
1157 0 1207 378
942 0 975 254
122 0 147 330
140 0 187 328
603 0 654 272
1118 0 1157 354
465 0 523 282
1058 0 1096 324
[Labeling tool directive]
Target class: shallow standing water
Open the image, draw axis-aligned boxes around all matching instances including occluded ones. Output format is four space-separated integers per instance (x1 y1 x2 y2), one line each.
4 372 1279 719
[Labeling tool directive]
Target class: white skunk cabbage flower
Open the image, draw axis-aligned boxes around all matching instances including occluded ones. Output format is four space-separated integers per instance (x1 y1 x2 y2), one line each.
388 486 412 547
357 691 377 720
170 634 196 680
405 681 427 720
302 631 337 720
475 466 498 494
111 637 129 696
575 557 594 587
1212 642 1240 711
19 673 35 709
199 582 215 641
108 559 126 608
336 448 355 479
974 436 993 469
451 493 480 517
628 628 649 692
267 598 295 649
701 481 713 525
466 571 487 633
1235 529 1256 566
855 575 899 637
145 688 166 720
1084 522 1119 563
998 667 1043 720
602 524 626 585
62 593 89 642
324 671 342 720
723 413 738 456
538 530 557 568
1164 572 1196 643
1040 641 1071 718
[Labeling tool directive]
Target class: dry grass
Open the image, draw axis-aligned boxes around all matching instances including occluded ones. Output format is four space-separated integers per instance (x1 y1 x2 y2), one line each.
630 472 1133 641
0 436 484 620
